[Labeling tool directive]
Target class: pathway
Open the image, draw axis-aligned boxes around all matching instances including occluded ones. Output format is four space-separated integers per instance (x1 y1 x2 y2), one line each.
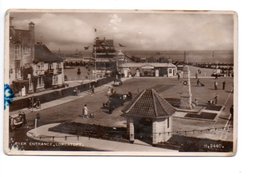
27 123 177 152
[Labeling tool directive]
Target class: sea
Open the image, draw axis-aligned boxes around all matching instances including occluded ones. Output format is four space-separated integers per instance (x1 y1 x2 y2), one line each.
58 50 234 64
123 50 234 64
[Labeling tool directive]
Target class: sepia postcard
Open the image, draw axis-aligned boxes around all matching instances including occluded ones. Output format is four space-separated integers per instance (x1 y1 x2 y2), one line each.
4 9 237 156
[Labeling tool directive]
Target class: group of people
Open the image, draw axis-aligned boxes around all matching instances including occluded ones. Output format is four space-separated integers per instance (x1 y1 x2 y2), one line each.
208 95 218 105
107 86 115 97
73 84 95 96
214 81 226 90
196 79 205 87
28 97 41 111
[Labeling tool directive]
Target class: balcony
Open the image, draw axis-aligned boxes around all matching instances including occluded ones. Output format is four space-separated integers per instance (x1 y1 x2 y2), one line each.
46 69 54 75
35 70 45 76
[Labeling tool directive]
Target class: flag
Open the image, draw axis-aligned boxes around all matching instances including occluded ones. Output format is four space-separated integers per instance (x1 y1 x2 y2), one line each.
119 43 126 47
84 46 89 50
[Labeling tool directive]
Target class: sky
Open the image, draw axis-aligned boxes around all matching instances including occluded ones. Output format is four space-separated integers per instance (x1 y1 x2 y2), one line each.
10 11 234 51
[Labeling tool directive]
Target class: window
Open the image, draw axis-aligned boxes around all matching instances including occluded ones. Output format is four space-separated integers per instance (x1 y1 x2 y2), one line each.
15 45 20 59
167 118 169 128
169 69 172 73
39 77 42 86
53 75 58 84
48 63 53 70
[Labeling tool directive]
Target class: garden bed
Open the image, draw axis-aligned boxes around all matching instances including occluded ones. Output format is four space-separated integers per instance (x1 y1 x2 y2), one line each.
185 112 217 120
205 104 222 111
165 98 181 107
49 122 129 143
165 134 233 152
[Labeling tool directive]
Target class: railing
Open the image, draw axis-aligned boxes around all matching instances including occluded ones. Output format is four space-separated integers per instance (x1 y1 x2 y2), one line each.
46 69 54 75
28 131 81 141
35 70 45 75
10 76 116 111
171 126 233 136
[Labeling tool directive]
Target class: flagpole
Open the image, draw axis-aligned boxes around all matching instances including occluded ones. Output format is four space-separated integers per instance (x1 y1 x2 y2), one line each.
94 42 96 81
94 28 97 81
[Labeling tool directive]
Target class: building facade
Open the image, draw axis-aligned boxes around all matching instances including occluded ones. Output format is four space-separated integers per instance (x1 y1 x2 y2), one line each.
32 42 64 91
92 37 117 71
119 62 177 78
9 19 35 95
122 89 176 144
9 19 64 95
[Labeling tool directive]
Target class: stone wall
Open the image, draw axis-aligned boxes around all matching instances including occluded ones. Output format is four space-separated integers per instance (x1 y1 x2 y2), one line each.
152 117 172 144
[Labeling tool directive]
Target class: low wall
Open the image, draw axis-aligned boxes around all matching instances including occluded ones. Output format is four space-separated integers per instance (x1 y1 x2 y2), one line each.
9 77 115 112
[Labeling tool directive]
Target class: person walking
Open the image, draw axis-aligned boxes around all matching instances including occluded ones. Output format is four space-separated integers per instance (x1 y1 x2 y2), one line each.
194 98 199 106
222 81 226 90
28 97 33 111
214 81 218 90
230 105 234 120
197 79 200 86
83 104 89 118
73 87 78 96
214 96 218 104
177 72 180 81
91 84 95 94
34 98 41 109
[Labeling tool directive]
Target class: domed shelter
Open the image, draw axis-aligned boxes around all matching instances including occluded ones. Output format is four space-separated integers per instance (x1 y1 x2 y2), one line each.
122 89 176 144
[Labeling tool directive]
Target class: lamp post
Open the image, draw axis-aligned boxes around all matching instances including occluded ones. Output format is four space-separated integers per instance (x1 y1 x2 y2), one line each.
92 35 98 81
94 43 97 81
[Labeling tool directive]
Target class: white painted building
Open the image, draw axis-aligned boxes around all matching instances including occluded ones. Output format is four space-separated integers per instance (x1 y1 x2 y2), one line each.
32 42 64 92
119 62 177 78
122 89 176 145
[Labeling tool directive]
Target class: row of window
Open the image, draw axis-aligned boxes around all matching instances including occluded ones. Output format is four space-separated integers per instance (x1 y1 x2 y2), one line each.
36 63 62 70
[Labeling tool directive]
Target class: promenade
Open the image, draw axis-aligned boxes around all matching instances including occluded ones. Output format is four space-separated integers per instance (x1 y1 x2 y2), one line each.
10 78 125 115
27 123 176 152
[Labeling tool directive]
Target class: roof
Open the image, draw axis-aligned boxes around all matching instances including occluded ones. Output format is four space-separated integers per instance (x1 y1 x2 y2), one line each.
122 89 175 119
34 43 63 63
10 28 31 46
119 62 176 68
95 38 114 47
117 50 124 56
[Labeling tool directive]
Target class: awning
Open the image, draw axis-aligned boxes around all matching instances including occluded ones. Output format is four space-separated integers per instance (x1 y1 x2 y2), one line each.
141 65 154 69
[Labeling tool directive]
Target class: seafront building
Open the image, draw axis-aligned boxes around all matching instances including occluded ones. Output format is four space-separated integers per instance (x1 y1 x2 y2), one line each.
32 42 64 91
9 19 35 92
119 62 177 78
9 19 65 96
122 89 176 144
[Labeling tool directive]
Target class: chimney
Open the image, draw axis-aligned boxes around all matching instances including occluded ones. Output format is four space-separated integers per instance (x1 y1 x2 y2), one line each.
10 17 14 27
184 51 187 64
29 22 35 32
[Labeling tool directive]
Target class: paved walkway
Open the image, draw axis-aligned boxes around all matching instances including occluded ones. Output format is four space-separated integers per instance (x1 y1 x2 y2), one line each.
13 79 93 101
27 123 176 152
10 78 130 115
